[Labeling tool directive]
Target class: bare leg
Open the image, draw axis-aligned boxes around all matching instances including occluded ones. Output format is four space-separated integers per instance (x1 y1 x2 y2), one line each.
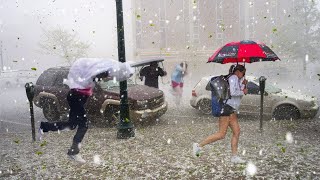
229 113 240 155
199 116 230 147
172 86 182 105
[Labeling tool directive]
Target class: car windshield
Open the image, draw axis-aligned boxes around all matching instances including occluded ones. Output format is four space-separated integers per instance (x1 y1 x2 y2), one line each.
97 78 135 90
253 79 282 93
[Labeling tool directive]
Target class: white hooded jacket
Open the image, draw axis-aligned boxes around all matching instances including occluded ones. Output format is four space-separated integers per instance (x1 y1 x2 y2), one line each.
64 58 134 90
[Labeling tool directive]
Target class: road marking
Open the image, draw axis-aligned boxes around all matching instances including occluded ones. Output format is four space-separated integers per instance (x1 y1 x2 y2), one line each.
0 119 30 126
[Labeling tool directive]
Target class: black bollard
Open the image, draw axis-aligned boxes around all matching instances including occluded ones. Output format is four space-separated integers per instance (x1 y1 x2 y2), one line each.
25 82 36 141
259 76 266 132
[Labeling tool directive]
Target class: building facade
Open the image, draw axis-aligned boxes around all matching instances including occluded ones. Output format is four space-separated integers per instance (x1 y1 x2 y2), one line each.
134 0 294 58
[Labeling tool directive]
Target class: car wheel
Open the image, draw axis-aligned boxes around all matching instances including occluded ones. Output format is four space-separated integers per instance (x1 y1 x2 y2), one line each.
104 105 119 127
42 99 60 122
198 99 212 115
273 104 300 120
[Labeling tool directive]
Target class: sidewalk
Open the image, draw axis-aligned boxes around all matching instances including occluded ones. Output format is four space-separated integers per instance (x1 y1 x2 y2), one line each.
1 116 320 179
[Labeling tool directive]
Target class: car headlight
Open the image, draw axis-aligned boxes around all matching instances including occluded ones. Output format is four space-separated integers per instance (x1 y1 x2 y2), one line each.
311 100 317 107
137 100 148 109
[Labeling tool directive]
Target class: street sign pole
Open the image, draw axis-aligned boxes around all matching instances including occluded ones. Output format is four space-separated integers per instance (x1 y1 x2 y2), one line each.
115 0 135 139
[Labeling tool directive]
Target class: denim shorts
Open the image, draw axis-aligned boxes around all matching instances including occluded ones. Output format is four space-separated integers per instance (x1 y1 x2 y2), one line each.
220 104 235 116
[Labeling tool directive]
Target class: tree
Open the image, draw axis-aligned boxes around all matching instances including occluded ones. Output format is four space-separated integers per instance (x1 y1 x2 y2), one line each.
272 0 320 69
38 27 90 65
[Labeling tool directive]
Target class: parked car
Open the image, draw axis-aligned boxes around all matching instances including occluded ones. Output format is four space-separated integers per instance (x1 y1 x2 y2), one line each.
33 67 168 125
190 75 319 120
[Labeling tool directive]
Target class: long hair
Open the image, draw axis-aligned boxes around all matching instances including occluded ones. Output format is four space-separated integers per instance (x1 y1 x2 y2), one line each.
229 64 236 75
233 64 246 74
225 64 245 79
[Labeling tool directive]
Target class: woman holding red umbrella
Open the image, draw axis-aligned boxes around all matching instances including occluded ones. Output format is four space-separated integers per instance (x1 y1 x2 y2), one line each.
193 64 247 164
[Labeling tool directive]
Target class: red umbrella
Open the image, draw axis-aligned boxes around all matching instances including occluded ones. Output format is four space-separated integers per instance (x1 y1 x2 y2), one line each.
208 40 280 64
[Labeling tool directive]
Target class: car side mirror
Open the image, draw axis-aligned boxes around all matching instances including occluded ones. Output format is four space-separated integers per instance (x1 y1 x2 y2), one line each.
94 83 102 91
205 82 211 91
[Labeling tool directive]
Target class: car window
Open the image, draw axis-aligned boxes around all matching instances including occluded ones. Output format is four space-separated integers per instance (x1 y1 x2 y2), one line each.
247 81 260 94
54 70 69 87
252 79 282 94
36 70 57 86
97 78 135 90
265 83 282 93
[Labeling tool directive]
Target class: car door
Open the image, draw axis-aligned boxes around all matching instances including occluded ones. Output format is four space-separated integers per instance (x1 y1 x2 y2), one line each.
239 81 273 116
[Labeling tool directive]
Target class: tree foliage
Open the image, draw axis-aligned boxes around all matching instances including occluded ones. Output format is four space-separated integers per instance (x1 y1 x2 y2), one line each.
272 0 320 61
38 27 90 65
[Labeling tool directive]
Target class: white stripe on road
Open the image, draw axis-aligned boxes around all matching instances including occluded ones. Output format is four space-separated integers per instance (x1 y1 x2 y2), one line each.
0 119 30 126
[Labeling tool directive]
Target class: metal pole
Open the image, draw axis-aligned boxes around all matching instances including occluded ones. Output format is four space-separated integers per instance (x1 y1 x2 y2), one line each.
115 0 135 139
259 76 266 132
25 82 36 141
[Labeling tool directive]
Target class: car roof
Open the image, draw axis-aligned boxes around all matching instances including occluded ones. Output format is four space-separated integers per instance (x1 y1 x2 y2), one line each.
130 58 164 67
203 75 258 82
45 66 70 71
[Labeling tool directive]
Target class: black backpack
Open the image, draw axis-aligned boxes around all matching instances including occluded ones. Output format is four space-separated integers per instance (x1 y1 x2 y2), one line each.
206 75 231 117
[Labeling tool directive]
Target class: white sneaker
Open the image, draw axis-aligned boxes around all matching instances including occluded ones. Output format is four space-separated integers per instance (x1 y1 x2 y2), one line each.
193 143 202 157
231 156 246 164
68 154 86 163
37 127 44 141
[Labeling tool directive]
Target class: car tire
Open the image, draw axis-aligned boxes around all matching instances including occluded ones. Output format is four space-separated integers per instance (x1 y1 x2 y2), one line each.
273 104 300 120
42 99 60 122
104 105 119 127
198 99 212 115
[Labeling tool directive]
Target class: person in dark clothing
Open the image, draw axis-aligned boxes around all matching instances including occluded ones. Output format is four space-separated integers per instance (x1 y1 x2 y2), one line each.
40 89 91 162
39 58 134 163
139 62 167 88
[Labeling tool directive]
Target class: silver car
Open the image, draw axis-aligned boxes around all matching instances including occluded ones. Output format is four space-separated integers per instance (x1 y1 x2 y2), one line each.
190 75 319 120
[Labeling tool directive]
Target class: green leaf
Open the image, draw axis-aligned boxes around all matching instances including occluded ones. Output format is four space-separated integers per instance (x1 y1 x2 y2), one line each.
272 28 277 33
14 139 20 144
149 23 155 27
40 141 48 147
31 67 37 71
281 147 286 153
36 151 43 155
299 148 305 153
136 14 141 19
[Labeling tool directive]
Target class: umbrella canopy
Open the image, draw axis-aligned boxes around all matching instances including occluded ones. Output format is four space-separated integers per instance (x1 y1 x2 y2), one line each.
208 40 280 64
